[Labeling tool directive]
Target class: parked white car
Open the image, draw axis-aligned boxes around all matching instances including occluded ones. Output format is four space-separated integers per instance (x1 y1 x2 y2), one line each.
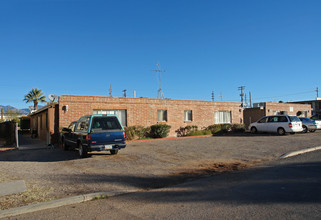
249 115 303 135
314 120 321 129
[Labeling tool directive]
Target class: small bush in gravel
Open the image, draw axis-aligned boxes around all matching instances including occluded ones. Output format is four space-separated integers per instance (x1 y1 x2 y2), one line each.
150 124 171 138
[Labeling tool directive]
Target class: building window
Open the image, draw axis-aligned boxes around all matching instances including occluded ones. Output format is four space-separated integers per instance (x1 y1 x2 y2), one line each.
273 111 288 115
214 111 231 124
157 110 167 122
93 109 127 127
184 110 192 121
289 106 294 112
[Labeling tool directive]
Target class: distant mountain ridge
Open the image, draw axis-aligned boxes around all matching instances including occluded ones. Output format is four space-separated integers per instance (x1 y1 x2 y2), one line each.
0 105 43 114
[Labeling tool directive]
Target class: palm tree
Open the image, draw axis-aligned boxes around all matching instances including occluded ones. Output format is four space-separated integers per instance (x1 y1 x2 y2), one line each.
23 88 47 110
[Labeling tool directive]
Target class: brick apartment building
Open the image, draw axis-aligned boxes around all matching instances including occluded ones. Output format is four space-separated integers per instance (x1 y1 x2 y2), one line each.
243 102 312 128
291 98 321 117
59 95 244 137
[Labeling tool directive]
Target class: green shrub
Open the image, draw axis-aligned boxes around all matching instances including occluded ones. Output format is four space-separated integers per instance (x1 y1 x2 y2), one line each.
231 124 246 133
220 124 232 133
176 125 199 137
187 130 211 136
207 124 222 134
207 124 245 135
150 124 171 138
125 126 150 140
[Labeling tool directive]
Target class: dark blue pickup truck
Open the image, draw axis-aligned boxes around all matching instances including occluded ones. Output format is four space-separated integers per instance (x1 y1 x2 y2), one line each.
61 114 126 158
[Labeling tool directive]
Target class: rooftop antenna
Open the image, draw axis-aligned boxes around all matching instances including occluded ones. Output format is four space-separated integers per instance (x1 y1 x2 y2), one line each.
211 91 214 101
219 92 223 101
316 87 319 99
122 89 127 97
238 86 245 107
152 63 165 99
109 84 112 97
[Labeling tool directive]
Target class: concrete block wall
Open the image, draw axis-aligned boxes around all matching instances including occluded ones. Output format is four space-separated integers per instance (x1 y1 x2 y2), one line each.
58 95 243 137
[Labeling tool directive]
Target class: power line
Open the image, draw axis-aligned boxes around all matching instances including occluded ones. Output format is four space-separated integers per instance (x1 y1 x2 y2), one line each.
224 90 315 102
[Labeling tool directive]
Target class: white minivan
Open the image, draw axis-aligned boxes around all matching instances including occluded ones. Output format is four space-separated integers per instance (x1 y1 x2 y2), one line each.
249 115 303 135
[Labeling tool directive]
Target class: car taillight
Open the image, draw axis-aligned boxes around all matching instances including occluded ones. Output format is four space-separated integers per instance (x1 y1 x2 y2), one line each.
123 132 126 138
86 134 91 141
288 123 292 128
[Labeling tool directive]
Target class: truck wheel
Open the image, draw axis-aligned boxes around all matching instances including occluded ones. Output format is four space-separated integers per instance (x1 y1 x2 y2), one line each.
110 150 118 155
62 138 69 151
79 143 88 158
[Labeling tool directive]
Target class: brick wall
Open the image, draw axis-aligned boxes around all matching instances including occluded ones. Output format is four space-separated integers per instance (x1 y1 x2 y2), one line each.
243 107 265 129
265 102 312 117
58 95 243 137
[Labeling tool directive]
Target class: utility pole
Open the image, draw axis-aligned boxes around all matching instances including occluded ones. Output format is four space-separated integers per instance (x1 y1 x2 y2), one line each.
249 92 252 108
238 86 245 107
109 84 112 97
122 89 127 97
152 63 165 99
244 93 248 108
1 108 3 122
211 91 215 101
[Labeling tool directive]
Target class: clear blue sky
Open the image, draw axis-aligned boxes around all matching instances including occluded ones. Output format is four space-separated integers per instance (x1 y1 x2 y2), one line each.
1 0 320 109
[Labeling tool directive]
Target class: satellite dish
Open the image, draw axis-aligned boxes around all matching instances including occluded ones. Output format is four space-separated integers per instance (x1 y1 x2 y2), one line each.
28 105 35 113
48 94 57 102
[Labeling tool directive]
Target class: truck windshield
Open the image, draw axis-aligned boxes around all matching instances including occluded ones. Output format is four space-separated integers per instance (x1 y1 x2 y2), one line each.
91 116 122 132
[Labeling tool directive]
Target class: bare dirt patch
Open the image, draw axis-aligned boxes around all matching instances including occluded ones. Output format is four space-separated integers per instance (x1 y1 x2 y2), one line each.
1 131 321 210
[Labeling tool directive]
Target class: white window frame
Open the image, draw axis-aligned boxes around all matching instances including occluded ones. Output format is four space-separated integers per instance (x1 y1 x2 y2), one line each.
157 110 168 122
184 110 192 121
93 109 127 127
214 111 231 124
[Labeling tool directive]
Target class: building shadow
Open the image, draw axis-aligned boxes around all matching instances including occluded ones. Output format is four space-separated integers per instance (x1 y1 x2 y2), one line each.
48 161 321 204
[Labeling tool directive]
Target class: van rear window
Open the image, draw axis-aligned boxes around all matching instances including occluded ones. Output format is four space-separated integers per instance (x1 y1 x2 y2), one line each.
91 116 122 132
289 116 300 122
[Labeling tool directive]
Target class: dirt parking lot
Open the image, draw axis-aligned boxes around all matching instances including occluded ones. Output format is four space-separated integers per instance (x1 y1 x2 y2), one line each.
1 131 321 210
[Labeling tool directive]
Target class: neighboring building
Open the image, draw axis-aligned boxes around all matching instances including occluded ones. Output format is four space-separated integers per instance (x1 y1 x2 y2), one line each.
58 95 244 137
291 98 321 117
243 102 312 128
29 105 58 145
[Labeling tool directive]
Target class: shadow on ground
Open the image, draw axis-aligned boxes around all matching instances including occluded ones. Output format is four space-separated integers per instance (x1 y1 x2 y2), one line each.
50 161 321 204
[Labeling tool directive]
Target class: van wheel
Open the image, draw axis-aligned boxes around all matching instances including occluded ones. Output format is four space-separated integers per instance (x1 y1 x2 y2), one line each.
250 127 257 134
302 126 308 133
110 150 118 155
79 143 88 158
277 128 286 135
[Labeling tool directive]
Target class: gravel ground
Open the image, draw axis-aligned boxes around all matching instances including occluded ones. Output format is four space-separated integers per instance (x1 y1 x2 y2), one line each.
0 131 320 210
